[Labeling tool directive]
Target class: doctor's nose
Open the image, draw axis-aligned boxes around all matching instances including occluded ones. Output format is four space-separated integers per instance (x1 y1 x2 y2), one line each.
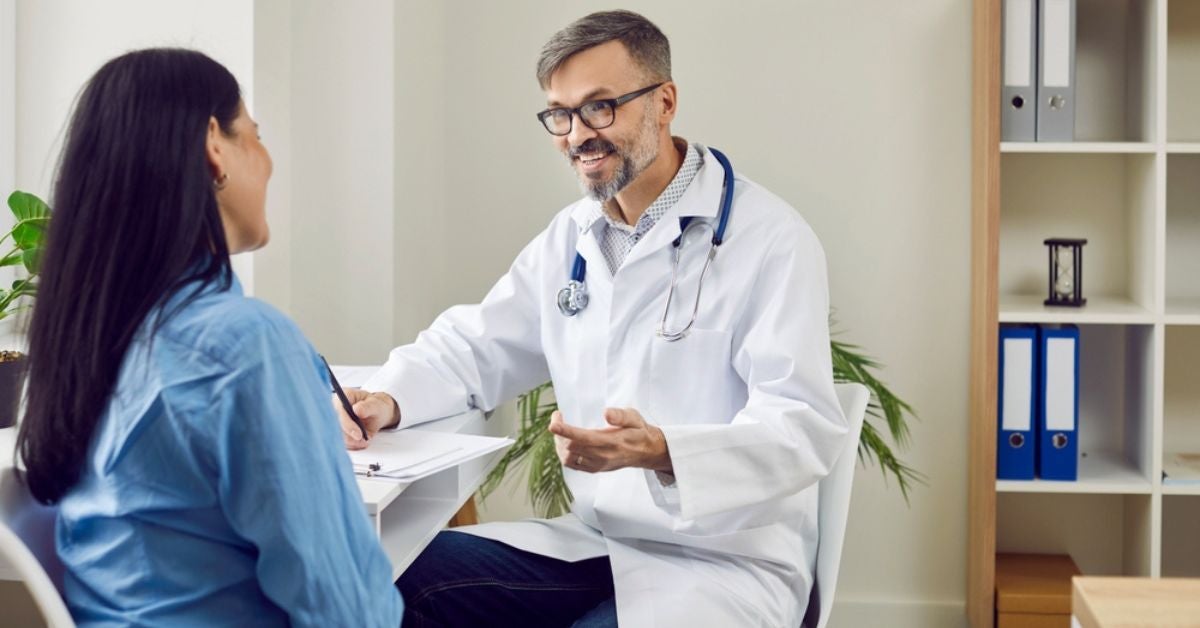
566 111 599 147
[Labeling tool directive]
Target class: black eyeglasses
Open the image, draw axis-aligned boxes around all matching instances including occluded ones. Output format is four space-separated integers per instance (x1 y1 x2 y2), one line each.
536 83 664 136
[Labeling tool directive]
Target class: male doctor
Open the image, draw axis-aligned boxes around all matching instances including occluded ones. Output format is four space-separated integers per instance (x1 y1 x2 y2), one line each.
336 10 848 627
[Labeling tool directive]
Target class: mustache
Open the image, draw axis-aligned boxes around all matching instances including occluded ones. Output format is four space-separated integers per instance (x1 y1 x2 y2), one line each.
568 138 618 159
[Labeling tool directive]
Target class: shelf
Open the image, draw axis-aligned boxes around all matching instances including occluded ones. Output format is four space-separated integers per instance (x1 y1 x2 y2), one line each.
1166 299 1200 325
1162 484 1200 496
1166 155 1200 306
1000 142 1156 154
999 295 1154 324
999 153 1157 306
996 451 1152 494
1167 143 1200 154
1162 495 1200 577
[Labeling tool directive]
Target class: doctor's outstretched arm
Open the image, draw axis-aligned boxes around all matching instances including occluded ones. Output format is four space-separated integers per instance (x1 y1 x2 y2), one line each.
346 220 559 439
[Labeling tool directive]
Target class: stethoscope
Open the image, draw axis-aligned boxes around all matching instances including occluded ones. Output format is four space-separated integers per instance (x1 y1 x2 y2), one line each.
557 148 735 342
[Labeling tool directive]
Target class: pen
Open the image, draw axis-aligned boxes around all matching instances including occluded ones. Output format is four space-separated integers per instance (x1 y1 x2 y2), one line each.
320 355 369 441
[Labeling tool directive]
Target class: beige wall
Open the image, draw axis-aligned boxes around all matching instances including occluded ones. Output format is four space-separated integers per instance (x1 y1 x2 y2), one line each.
391 2 973 626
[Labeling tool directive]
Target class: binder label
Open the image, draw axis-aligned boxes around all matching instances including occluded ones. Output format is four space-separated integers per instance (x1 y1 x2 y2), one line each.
1043 0 1072 87
1045 336 1076 430
1002 338 1033 431
1004 0 1033 87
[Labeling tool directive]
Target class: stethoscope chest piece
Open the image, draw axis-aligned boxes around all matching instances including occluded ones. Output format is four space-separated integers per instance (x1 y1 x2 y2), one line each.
557 280 588 317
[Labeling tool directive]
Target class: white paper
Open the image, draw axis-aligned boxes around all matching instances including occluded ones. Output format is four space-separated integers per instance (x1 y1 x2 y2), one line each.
1045 337 1076 431
347 429 512 482
1043 0 1071 88
1004 0 1033 87
1002 338 1033 432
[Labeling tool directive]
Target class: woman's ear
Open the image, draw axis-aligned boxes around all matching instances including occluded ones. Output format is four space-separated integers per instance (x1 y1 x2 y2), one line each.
205 116 224 181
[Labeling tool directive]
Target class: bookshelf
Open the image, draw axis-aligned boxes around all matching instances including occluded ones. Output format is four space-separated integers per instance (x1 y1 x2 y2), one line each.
970 0 1200 625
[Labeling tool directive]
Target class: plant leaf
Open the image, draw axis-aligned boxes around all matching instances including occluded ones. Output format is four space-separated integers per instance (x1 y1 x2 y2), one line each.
0 250 23 268
21 246 43 275
7 191 51 251
8 190 51 222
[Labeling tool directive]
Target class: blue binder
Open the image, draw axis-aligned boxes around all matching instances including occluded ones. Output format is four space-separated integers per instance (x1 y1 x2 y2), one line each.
998 325 1038 480
1037 324 1079 480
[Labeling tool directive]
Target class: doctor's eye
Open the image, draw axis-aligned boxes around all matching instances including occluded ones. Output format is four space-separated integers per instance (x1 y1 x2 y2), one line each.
581 101 614 125
541 108 572 134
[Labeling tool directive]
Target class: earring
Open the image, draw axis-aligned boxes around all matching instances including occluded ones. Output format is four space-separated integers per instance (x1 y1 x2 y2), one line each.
213 173 229 191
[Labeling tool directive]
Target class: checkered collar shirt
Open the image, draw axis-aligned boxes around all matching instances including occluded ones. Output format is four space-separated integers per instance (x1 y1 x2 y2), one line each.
588 142 703 276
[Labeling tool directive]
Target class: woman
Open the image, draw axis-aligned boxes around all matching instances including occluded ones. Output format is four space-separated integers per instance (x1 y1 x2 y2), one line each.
15 49 402 627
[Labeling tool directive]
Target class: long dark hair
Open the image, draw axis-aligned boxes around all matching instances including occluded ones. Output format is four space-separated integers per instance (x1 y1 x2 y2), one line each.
17 48 241 504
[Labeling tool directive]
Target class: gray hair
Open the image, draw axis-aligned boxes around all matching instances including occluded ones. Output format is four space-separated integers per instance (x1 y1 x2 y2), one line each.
536 10 671 89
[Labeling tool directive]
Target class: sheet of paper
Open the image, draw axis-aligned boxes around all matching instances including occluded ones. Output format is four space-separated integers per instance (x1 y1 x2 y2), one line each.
347 429 512 482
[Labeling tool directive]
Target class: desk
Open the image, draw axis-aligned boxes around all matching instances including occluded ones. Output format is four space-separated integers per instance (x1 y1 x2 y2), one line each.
0 409 500 582
1072 576 1200 628
357 410 500 579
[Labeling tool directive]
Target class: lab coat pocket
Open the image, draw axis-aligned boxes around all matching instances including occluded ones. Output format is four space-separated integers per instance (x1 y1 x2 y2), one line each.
648 328 735 426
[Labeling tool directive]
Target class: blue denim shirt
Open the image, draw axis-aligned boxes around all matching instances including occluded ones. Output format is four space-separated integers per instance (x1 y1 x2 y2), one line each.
56 275 402 627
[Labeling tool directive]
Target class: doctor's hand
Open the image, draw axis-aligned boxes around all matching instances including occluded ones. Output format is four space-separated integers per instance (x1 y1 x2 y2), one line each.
333 388 401 451
549 408 673 474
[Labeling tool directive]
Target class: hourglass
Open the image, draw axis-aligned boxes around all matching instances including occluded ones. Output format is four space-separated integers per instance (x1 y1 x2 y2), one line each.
1044 238 1087 307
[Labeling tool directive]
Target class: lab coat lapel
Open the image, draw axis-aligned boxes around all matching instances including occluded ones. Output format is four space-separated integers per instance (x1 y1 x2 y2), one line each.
617 145 725 273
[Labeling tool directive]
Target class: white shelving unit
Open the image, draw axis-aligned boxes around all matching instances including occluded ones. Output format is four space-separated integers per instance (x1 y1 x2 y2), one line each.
992 0 1200 584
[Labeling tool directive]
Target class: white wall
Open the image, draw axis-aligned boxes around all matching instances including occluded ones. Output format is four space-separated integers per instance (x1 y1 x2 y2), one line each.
282 1 397 364
0 1 13 208
399 3 973 627
1 2 19 333
12 0 256 291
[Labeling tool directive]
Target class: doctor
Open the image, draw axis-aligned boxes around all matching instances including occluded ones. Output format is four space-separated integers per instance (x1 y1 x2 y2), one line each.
337 10 848 627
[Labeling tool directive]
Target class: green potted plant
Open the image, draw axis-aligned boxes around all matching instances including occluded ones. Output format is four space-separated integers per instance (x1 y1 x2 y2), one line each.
481 326 924 517
0 191 51 428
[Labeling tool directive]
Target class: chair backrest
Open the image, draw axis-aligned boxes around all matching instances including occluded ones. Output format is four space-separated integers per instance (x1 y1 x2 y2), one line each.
801 383 869 628
0 464 75 628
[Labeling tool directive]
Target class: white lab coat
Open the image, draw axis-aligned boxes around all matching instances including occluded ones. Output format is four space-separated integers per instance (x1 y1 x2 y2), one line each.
364 144 848 627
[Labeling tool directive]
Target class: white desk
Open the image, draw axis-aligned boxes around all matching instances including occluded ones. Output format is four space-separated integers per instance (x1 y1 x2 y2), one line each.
0 409 499 581
358 409 499 578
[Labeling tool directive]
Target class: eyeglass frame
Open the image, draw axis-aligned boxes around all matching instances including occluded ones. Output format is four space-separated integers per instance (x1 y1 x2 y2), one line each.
535 82 665 136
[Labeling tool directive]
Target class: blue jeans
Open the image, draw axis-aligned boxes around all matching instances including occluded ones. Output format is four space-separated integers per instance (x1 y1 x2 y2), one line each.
397 530 617 627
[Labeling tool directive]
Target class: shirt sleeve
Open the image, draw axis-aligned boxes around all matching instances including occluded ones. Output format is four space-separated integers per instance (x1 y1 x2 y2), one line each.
211 332 403 627
363 224 553 426
648 220 850 522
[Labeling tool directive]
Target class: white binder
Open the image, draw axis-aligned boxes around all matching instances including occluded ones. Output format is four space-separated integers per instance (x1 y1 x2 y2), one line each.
1037 0 1076 141
1002 0 1037 141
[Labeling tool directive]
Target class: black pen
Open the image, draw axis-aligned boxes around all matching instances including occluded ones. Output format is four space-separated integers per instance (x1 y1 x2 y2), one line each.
320 355 369 441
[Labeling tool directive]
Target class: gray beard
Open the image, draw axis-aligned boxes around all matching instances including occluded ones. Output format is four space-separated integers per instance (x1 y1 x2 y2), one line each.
576 108 660 202
581 155 638 202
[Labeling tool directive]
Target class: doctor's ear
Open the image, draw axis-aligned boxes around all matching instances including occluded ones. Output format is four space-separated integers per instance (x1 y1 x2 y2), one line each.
655 81 678 124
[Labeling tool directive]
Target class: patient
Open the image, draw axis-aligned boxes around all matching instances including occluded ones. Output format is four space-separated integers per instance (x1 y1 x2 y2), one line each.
14 48 402 627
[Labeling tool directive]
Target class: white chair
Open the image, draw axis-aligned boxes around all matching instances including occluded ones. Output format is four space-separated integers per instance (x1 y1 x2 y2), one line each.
0 462 76 628
801 382 869 628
